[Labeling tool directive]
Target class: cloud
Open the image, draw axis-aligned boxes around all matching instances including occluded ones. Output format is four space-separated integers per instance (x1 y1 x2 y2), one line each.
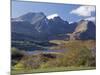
85 17 95 22
47 14 59 19
70 6 95 17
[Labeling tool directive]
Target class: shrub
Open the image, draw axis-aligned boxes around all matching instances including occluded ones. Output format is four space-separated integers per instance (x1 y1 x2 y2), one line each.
42 40 96 68
11 47 24 66
61 47 95 67
11 47 23 59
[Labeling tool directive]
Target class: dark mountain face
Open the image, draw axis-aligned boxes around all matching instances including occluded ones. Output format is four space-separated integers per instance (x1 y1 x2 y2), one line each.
12 12 72 41
68 20 96 40
12 12 50 41
11 12 96 41
13 12 46 24
48 16 70 35
68 22 78 33
79 21 96 40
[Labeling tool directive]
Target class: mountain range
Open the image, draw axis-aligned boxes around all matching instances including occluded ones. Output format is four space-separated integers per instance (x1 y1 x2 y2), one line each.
11 12 96 41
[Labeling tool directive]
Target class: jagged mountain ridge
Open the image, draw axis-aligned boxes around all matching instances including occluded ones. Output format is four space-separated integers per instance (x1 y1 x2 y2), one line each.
11 12 96 41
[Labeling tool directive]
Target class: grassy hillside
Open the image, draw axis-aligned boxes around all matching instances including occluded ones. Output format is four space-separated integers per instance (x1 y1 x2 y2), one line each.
49 40 95 50
11 40 96 74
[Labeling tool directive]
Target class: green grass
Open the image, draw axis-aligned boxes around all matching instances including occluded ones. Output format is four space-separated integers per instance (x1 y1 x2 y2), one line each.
11 40 96 75
11 66 96 75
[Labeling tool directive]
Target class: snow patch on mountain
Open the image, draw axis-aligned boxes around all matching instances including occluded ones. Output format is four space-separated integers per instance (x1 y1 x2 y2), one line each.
47 14 59 19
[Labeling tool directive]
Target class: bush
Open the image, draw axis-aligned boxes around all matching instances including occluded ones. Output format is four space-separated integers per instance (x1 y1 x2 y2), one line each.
11 47 24 66
11 47 23 59
40 40 96 68
14 63 25 70
59 47 96 67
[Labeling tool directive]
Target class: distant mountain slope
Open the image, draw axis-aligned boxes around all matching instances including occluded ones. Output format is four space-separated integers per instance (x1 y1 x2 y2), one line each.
11 12 96 41
68 20 96 40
